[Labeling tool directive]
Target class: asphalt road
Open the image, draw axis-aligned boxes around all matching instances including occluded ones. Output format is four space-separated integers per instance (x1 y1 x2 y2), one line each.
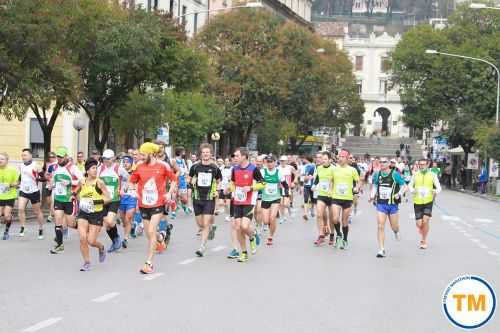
1 189 499 333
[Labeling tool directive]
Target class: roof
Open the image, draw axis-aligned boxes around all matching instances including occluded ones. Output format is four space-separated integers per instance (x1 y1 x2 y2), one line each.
314 21 347 37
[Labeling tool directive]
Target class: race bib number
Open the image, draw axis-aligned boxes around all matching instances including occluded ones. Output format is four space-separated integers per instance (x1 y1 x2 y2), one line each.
197 172 213 187
265 183 278 195
126 187 136 197
55 182 67 196
79 198 95 213
0 183 8 194
336 183 349 196
319 180 330 192
22 183 38 193
234 187 247 202
142 188 158 206
379 187 392 200
417 187 429 198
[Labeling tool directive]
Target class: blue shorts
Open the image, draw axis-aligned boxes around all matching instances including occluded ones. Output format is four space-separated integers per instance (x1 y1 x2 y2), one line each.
376 203 399 215
119 195 137 212
178 176 187 190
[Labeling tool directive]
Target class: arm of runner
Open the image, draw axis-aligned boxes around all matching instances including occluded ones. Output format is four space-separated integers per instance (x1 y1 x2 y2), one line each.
97 179 112 205
433 172 442 194
251 167 265 192
408 174 416 193
369 172 379 201
393 171 407 198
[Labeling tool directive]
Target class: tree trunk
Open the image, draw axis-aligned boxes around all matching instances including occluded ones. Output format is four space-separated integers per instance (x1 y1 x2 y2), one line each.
92 112 112 153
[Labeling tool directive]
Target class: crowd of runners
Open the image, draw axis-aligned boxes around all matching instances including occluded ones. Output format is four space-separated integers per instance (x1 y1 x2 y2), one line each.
0 143 441 273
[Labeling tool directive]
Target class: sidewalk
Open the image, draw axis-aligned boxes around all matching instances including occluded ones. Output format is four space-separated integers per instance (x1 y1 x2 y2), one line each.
449 187 500 204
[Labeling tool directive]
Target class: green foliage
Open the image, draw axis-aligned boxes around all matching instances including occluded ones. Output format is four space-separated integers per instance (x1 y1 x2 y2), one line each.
391 3 500 149
474 124 500 161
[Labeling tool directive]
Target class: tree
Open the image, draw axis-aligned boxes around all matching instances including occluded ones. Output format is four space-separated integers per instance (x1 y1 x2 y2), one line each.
0 0 81 159
391 3 500 151
70 2 207 152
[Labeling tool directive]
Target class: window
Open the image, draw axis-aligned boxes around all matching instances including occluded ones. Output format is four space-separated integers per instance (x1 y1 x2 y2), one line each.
29 118 44 158
381 56 391 73
379 79 387 94
194 13 198 34
169 0 174 14
153 0 159 10
182 6 187 25
357 81 363 94
147 0 152 11
355 56 363 71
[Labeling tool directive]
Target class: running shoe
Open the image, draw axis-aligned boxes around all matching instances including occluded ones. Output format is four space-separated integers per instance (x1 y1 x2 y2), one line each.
80 262 91 271
2 232 9 240
50 244 64 254
227 249 239 259
122 238 128 249
250 238 257 254
314 235 325 246
328 234 335 246
310 210 315 218
156 241 166 253
107 236 122 253
19 227 25 237
394 231 401 241
208 225 217 241
340 240 348 250
140 261 154 274
335 236 343 249
237 252 249 262
38 229 44 240
303 214 309 221
170 211 177 219
130 224 137 238
98 246 106 263
376 249 386 258
195 246 205 257
224 216 231 222
266 237 273 246
419 241 428 249
46 216 53 223
254 232 261 246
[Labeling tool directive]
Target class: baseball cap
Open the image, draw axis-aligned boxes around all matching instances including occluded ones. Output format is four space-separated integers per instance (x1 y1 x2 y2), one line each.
265 155 276 162
55 146 68 157
102 149 115 159
390 158 397 163
139 142 160 155
279 155 288 161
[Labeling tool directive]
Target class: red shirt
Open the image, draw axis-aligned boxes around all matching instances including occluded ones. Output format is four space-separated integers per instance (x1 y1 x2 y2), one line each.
129 160 175 208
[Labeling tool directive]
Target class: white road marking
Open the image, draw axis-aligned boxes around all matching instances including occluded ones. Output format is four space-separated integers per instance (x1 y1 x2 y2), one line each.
179 258 197 265
463 223 473 228
442 215 461 221
463 232 471 237
478 244 489 250
470 239 480 243
23 317 63 332
142 273 164 281
449 222 456 226
211 245 227 252
92 292 120 303
474 218 493 223
488 251 499 257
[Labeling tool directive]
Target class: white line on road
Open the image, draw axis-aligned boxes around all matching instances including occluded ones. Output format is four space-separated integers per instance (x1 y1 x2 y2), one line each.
92 292 120 303
463 232 471 237
142 273 164 281
474 218 493 223
470 239 480 243
211 245 227 252
442 215 462 221
23 317 63 332
478 244 489 250
488 251 500 257
179 258 197 265
463 223 473 228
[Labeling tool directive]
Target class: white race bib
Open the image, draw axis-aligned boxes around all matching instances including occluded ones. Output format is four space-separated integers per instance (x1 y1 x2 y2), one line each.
319 180 331 192
106 186 115 199
22 183 38 193
142 188 158 206
417 187 429 198
379 186 392 200
55 182 67 196
265 183 278 195
336 183 349 196
79 198 95 213
234 187 247 202
126 187 137 197
197 172 213 187
0 183 9 194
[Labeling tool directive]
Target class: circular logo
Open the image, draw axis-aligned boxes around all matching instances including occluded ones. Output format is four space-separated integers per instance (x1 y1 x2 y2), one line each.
443 275 496 329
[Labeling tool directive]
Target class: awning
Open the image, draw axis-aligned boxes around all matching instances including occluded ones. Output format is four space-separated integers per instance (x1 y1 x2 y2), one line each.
448 146 465 155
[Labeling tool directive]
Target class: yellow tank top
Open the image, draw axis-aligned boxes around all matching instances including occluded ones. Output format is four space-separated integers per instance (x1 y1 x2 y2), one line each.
79 178 104 213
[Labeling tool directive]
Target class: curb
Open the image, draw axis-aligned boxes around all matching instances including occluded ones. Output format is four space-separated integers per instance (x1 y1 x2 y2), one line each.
449 188 500 204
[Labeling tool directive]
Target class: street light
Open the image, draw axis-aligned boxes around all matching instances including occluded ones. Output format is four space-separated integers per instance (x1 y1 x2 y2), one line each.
211 132 220 158
470 3 500 10
72 115 87 157
178 2 263 19
425 49 500 126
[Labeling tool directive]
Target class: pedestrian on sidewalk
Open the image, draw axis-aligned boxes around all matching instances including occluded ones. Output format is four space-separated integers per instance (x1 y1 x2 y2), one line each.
479 162 488 194
459 162 467 191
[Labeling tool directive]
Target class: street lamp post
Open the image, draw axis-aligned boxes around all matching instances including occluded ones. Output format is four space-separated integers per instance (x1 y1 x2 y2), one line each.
72 116 86 157
278 139 285 156
425 49 500 126
211 132 220 158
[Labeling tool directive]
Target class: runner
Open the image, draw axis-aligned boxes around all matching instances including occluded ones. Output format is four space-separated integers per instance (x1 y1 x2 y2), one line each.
402 160 412 202
349 155 363 219
278 156 295 223
98 149 129 253
129 142 177 274
17 148 45 239
226 147 264 262
172 147 191 216
118 155 137 248
409 159 441 250
49 146 83 254
43 152 57 224
261 155 288 245
0 153 19 240
76 158 111 271
217 158 232 218
369 157 406 258
302 156 316 221
312 151 335 246
76 152 85 173
331 149 360 250
254 155 265 234
226 155 241 259
188 143 222 257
